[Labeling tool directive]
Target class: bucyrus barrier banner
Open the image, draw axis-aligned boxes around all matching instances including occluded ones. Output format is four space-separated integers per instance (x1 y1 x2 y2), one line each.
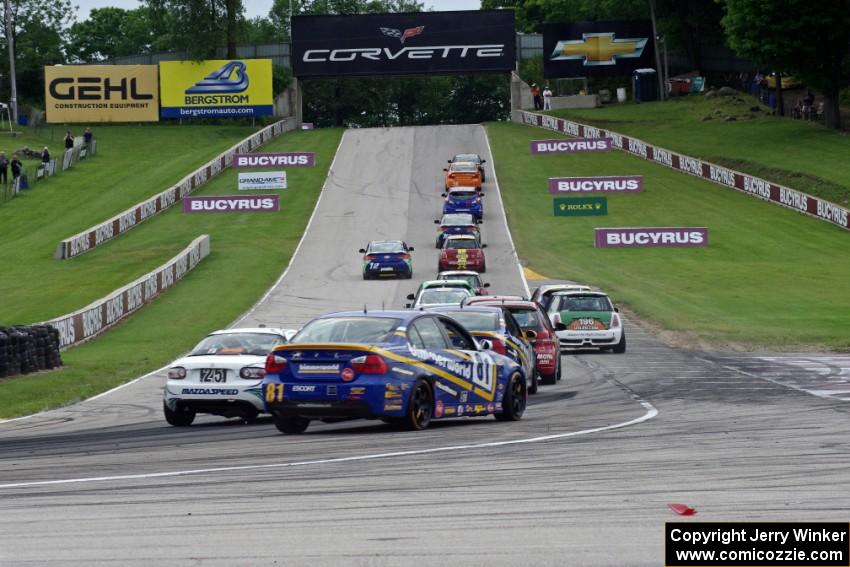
44 235 210 349
56 119 293 259
513 110 850 232
45 65 159 123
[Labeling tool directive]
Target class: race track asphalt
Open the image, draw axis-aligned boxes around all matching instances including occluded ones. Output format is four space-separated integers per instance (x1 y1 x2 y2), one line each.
1 125 848 567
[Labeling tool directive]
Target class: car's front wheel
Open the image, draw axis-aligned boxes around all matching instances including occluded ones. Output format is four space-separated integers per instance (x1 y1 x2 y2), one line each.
273 415 310 434
495 372 526 421
403 379 433 431
163 402 195 427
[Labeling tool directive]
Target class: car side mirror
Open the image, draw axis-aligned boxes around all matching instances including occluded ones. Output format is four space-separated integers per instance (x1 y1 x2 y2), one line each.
441 193 446 197
434 220 440 224
478 339 492 351
615 307 619 312
555 322 567 331
442 168 448 172
482 243 488 248
481 159 487 164
358 248 366 253
524 330 538 341
406 294 415 300
477 219 483 224
483 282 490 288
447 159 452 163
408 246 414 252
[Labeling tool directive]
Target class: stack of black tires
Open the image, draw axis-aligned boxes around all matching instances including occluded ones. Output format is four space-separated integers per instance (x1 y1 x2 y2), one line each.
0 325 62 378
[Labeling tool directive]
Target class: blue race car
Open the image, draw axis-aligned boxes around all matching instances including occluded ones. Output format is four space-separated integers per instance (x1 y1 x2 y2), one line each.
262 310 528 434
359 240 414 279
442 188 483 221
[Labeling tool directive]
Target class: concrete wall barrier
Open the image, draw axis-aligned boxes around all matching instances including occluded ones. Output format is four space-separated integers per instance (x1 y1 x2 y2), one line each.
55 119 297 259
512 110 849 232
44 235 211 349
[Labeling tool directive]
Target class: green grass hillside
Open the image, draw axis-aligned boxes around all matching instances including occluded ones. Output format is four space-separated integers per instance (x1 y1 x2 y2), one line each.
548 96 850 207
0 128 342 418
0 123 258 323
487 121 850 350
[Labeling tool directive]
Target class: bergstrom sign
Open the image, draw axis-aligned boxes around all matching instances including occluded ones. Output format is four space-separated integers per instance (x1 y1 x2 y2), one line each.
291 10 515 77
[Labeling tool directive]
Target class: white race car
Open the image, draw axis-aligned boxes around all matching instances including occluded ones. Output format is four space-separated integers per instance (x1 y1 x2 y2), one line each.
163 327 294 426
546 291 625 353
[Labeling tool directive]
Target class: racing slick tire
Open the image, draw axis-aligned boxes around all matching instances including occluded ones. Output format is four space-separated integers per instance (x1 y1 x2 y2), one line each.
495 372 526 422
274 415 311 434
480 262 486 273
612 333 627 354
556 357 562 381
540 368 557 386
528 369 539 394
402 378 433 431
163 402 196 427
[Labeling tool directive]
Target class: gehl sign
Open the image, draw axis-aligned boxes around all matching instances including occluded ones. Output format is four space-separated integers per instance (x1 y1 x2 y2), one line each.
45 65 159 123
292 10 516 77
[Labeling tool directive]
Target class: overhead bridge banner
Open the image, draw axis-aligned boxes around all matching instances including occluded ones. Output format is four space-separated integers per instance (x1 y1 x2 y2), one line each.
291 10 516 78
160 59 273 119
45 65 159 123
543 20 655 78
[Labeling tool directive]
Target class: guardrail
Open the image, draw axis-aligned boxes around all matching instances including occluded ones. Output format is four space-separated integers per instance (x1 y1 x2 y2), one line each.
513 110 849 232
44 235 211 349
55 119 295 259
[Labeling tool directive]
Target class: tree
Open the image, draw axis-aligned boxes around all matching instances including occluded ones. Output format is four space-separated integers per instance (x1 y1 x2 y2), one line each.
65 8 154 61
143 0 244 59
723 0 850 129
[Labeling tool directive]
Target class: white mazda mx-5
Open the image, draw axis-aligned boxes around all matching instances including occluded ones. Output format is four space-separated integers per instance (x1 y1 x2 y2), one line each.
163 327 295 426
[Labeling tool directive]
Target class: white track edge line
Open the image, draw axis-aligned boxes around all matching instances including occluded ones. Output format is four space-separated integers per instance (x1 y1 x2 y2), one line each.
481 124 530 298
0 401 657 489
0 131 348 426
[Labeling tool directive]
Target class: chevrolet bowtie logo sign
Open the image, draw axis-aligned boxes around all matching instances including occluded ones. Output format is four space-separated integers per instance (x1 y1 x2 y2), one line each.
551 32 647 66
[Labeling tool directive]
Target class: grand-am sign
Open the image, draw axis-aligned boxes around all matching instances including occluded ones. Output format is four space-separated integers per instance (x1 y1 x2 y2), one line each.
595 227 708 248
292 10 515 77
516 110 850 232
238 172 287 190
549 176 643 194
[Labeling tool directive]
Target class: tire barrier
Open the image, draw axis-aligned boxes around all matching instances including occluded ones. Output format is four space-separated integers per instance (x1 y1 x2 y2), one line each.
513 110 850 232
55 119 296 259
43 235 211 350
0 325 62 379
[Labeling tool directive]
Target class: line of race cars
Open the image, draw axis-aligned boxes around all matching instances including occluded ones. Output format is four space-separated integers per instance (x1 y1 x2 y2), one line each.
163 153 627 434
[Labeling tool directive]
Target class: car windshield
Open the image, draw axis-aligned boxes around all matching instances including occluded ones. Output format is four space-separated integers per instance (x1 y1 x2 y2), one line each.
451 162 477 172
449 190 477 200
368 241 404 254
293 317 401 344
441 214 475 226
426 281 469 290
189 332 286 356
440 311 500 331
453 154 480 164
419 289 469 305
509 308 542 330
446 238 478 249
551 295 612 312
441 273 481 288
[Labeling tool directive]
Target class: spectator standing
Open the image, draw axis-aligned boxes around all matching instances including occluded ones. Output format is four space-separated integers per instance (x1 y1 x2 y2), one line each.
64 131 74 150
0 152 8 185
41 146 51 165
542 85 553 110
11 154 22 183
530 83 541 110
83 127 93 147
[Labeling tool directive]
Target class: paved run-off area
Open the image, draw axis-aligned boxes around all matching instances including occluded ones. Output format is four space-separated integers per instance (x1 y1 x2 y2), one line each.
0 126 848 566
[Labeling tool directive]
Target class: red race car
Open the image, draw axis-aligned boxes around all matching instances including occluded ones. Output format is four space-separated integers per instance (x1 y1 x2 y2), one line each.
438 234 486 273
466 298 561 385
